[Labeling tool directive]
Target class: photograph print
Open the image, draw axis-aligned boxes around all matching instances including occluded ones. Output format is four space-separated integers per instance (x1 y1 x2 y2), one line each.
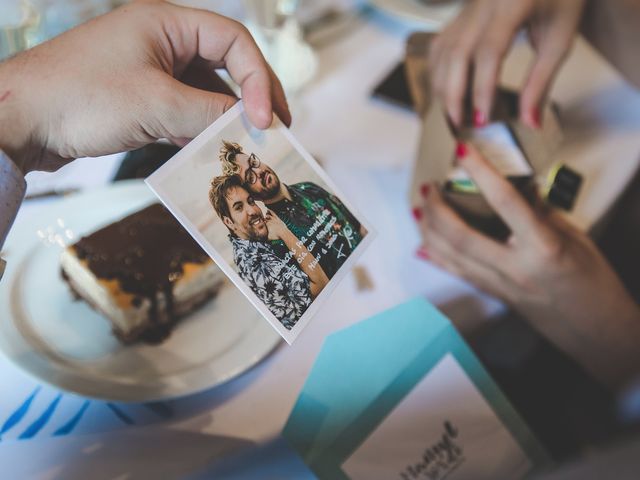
146 102 373 343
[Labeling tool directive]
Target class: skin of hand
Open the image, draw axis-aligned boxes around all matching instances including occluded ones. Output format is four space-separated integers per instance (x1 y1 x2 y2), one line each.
265 209 329 298
413 143 640 389
429 0 585 128
0 0 291 174
265 209 290 242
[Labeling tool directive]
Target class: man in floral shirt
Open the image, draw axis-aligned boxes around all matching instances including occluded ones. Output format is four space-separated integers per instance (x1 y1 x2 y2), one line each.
219 141 367 279
209 175 328 329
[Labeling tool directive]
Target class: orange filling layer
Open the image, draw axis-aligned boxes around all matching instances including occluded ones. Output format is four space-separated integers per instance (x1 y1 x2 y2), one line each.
88 259 212 310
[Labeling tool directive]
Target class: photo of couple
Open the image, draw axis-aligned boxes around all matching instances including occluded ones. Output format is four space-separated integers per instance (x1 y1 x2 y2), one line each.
147 103 372 343
209 140 367 330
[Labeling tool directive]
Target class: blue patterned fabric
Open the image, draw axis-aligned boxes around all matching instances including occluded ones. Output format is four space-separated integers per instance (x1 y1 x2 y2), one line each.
230 235 311 329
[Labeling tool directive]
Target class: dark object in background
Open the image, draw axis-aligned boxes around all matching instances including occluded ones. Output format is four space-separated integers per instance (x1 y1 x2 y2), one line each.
113 143 181 181
546 165 583 211
371 61 414 112
444 176 538 241
597 164 640 304
469 314 618 462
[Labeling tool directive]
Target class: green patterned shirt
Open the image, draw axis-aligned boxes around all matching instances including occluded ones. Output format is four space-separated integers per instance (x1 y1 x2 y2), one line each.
268 182 364 279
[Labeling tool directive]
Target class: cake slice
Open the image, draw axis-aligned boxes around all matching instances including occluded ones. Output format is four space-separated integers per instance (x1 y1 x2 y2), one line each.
60 203 224 344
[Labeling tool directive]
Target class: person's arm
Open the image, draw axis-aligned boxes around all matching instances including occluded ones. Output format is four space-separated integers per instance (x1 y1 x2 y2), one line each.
281 230 329 299
266 211 329 299
413 142 640 389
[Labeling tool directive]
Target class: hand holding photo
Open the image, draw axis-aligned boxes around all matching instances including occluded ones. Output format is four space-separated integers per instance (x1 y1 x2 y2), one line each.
146 102 373 343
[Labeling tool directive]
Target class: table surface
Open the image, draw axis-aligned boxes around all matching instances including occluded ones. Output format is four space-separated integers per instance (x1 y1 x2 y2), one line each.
1 4 640 478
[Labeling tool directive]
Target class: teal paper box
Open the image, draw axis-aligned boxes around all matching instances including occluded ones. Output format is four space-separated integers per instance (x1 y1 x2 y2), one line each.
283 298 550 479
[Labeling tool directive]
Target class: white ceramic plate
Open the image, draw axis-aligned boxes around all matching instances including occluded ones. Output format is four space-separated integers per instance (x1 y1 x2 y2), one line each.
369 0 463 29
0 181 281 402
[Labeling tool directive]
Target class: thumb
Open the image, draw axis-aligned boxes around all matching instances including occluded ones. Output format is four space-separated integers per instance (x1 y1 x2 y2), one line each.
153 78 238 142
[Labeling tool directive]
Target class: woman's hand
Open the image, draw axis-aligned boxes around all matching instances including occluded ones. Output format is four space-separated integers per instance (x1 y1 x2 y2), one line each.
413 143 640 388
430 0 585 128
265 209 290 242
0 0 290 174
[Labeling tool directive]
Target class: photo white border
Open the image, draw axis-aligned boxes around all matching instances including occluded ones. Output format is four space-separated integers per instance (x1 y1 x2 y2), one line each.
146 101 376 344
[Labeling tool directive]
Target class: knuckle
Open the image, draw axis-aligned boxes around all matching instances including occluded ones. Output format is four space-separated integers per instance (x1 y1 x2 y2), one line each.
446 87 463 107
154 77 179 111
491 187 515 213
229 20 253 43
475 42 499 64
449 233 467 253
449 45 469 63
148 78 182 131
444 223 468 252
508 267 536 293
535 234 564 263
429 37 443 58
432 74 445 97
132 0 164 17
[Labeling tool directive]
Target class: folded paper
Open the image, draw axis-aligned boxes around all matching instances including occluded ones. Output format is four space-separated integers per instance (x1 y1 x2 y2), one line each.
283 298 550 479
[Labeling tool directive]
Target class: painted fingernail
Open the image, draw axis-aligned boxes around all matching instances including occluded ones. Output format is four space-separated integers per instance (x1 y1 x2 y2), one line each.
420 183 430 198
455 142 467 159
412 207 423 221
416 247 430 261
532 107 542 129
473 109 487 128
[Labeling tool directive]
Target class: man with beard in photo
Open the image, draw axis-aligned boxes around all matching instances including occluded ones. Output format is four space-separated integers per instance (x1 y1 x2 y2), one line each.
209 175 328 329
219 141 367 279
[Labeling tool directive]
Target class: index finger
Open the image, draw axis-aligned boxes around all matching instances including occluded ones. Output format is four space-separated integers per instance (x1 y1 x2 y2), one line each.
178 6 290 128
456 142 541 237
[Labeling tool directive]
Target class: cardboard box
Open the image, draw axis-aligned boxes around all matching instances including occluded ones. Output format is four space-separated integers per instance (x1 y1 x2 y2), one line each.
406 32 564 239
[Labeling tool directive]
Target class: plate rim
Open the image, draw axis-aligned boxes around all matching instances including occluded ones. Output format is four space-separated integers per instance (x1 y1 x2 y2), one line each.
0 180 282 402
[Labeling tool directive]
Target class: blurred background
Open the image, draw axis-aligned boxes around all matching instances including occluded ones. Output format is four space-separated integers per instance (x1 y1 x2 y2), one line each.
1 0 322 92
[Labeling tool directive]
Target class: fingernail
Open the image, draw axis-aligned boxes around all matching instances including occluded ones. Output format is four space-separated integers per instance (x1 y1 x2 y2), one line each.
420 183 430 198
455 142 467 159
473 109 487 128
416 247 430 261
532 107 542 129
412 207 423 221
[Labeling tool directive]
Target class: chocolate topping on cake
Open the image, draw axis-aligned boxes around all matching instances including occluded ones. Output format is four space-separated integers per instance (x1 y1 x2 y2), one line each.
71 203 210 343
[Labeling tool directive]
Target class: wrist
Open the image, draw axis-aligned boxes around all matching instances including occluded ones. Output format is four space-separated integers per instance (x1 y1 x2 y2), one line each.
0 58 43 174
279 229 296 246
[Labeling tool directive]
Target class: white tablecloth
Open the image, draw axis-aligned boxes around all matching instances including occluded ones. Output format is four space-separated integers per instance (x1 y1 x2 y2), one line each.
2 5 640 478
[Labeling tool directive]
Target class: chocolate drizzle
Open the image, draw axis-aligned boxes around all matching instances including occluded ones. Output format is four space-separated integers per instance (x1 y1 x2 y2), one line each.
71 203 210 343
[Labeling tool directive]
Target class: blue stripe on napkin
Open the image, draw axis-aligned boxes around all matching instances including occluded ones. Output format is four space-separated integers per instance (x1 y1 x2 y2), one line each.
18 394 63 440
0 386 41 440
106 403 135 425
53 400 91 436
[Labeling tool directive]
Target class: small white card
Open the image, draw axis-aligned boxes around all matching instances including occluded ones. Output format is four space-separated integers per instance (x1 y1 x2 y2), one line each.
470 123 533 177
146 102 374 344
342 354 531 480
448 123 534 183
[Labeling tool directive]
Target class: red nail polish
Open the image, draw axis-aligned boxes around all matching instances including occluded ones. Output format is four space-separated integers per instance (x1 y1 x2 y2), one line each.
412 207 423 221
455 142 467 159
532 107 542 129
420 183 430 198
473 109 487 128
416 247 430 261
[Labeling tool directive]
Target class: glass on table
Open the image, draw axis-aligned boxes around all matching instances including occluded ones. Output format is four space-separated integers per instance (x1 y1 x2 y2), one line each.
0 0 119 61
35 0 113 40
0 1 41 61
242 0 318 94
